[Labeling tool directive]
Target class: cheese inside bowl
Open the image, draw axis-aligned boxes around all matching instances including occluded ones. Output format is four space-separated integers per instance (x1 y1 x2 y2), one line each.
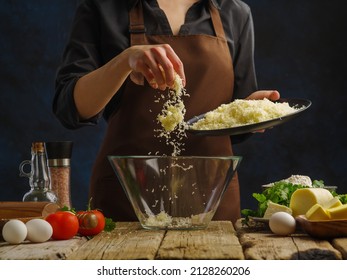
108 155 242 230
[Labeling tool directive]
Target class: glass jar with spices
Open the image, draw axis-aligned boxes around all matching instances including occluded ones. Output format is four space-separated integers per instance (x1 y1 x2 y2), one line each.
45 141 73 208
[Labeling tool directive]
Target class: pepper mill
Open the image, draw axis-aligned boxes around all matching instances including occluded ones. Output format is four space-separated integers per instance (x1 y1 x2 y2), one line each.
45 141 73 208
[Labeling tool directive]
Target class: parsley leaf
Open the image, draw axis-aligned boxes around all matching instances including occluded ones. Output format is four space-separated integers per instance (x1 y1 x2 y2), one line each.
104 217 116 232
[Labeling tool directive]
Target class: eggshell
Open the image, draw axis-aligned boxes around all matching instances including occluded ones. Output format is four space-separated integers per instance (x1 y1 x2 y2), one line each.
26 218 53 243
2 219 28 244
269 211 296 236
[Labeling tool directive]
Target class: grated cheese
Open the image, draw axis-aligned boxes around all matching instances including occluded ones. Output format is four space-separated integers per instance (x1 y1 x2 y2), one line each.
283 175 312 186
157 102 185 132
190 98 300 130
145 211 173 227
144 211 214 228
265 175 313 187
155 73 189 156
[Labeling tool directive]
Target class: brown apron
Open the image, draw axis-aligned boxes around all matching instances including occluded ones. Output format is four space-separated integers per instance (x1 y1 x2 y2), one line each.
89 0 241 224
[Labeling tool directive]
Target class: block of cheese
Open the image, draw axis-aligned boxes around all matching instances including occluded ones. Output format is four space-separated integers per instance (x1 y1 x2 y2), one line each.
327 204 347 220
263 200 292 219
289 188 333 217
324 197 343 209
306 204 331 221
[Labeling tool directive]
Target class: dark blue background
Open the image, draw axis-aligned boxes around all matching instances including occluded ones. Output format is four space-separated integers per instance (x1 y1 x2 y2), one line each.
0 0 346 213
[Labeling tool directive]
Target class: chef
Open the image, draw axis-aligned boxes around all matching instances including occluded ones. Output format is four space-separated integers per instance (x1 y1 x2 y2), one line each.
54 0 279 224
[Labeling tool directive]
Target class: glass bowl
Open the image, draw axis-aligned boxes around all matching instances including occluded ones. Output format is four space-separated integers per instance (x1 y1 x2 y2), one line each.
108 155 242 230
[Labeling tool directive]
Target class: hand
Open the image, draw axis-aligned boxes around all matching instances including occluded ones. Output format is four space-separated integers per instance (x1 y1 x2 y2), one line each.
245 90 280 133
245 90 280 101
127 44 185 90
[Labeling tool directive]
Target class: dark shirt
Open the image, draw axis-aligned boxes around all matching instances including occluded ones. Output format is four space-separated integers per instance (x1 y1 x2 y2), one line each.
54 0 258 129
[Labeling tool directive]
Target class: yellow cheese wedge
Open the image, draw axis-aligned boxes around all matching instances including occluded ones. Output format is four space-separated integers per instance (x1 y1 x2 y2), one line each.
324 197 343 209
305 204 331 221
289 188 333 217
327 204 347 220
263 201 293 219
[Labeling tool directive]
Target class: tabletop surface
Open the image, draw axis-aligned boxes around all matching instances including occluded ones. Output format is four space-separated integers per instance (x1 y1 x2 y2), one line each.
1 220 346 260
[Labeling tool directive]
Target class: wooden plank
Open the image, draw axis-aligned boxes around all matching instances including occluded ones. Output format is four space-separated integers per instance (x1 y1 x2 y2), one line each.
0 236 86 260
291 235 342 260
235 219 342 260
156 221 244 259
332 238 347 260
3 220 344 260
67 222 165 260
238 230 299 260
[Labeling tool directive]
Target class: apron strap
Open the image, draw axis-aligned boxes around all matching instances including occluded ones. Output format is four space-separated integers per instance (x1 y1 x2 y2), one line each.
128 0 227 46
129 0 146 45
208 0 227 39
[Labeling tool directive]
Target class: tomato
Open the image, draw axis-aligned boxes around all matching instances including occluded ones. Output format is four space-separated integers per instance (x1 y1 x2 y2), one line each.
76 209 105 236
45 211 79 240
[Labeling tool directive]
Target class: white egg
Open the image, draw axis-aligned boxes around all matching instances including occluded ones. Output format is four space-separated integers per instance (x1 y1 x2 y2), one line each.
2 219 28 244
269 211 296 236
26 218 53 243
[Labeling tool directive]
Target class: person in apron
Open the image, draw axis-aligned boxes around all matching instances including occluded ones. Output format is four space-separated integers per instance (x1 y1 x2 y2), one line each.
54 0 280 224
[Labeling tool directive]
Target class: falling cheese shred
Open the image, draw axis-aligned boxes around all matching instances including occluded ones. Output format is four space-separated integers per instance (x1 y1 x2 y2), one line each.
157 102 185 132
156 73 189 156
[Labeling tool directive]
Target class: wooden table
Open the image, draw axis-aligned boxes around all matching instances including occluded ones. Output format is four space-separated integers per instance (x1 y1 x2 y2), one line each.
1 220 346 260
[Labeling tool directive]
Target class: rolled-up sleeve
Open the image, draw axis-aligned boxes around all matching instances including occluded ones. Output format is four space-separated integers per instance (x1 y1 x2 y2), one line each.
53 0 102 129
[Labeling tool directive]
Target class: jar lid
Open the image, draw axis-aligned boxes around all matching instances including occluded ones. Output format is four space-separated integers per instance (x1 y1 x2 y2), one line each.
45 141 73 159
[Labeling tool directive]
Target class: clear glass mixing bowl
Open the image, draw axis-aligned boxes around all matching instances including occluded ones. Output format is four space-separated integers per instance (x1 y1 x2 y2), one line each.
109 155 242 230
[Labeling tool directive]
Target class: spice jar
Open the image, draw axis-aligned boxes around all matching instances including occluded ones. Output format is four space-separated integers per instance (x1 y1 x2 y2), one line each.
45 141 73 208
